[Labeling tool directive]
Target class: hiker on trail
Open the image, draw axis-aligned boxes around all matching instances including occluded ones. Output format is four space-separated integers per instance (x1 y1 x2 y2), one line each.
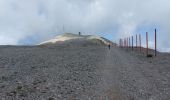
108 44 111 50
79 32 81 35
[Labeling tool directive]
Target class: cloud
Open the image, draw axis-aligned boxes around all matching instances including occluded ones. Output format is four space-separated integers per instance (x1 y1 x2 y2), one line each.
0 0 170 51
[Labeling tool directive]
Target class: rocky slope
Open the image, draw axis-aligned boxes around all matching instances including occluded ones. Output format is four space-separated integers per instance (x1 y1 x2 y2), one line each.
0 34 170 100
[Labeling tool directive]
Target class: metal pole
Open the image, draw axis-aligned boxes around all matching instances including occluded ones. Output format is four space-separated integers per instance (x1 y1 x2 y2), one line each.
119 39 120 47
146 32 148 55
127 38 128 48
120 39 121 47
139 34 141 52
132 36 134 51
123 38 124 48
125 38 127 48
124 38 126 47
155 29 157 56
136 34 138 48
122 39 124 48
129 37 130 48
125 38 126 48
121 39 123 48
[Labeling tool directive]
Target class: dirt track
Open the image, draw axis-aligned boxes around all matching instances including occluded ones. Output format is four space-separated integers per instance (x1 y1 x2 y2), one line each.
0 40 170 100
98 47 170 100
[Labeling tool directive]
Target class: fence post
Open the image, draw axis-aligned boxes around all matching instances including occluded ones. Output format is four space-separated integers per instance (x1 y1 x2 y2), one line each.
121 39 123 48
124 38 126 48
139 34 141 52
125 38 127 48
129 37 130 48
132 36 134 51
123 38 125 48
155 29 157 56
127 38 128 48
120 39 121 47
136 34 138 48
119 39 120 47
122 39 123 48
125 38 126 48
146 32 148 56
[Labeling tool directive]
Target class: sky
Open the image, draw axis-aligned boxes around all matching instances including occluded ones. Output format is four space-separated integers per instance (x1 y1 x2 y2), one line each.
0 0 170 52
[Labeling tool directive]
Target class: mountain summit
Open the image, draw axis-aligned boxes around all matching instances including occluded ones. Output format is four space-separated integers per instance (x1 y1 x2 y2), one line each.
39 33 114 46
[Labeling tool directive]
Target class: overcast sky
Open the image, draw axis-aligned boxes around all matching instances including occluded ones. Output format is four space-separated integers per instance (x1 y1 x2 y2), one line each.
0 0 170 52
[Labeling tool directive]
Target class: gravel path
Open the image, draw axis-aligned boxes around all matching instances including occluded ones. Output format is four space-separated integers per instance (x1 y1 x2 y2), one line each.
97 47 170 100
0 40 170 100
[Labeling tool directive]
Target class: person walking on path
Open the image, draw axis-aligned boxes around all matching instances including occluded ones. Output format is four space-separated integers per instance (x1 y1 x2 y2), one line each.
108 44 111 50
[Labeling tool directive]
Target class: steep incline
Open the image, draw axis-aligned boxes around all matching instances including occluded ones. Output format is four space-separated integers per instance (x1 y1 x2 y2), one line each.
0 38 170 100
